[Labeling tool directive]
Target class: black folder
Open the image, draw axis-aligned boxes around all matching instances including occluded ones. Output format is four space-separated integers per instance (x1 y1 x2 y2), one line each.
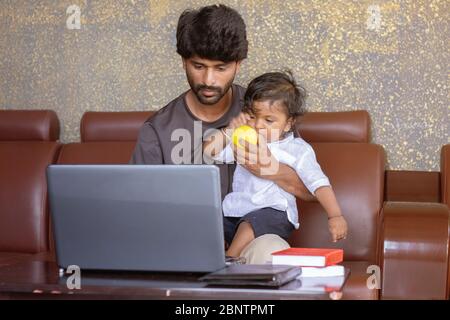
199 264 302 287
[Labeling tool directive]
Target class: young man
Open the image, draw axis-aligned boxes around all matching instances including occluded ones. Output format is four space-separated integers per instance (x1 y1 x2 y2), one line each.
130 5 246 200
131 4 312 201
130 5 314 260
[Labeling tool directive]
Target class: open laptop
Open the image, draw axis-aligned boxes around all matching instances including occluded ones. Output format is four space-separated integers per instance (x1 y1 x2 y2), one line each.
47 165 226 273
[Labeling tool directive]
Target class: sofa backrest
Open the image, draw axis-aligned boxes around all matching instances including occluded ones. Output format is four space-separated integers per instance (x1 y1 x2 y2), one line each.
0 110 61 253
57 111 154 164
0 110 60 142
289 110 385 263
297 110 371 143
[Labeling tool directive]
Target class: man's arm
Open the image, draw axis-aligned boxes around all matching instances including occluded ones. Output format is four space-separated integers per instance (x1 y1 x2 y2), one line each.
130 122 164 164
234 138 316 201
270 163 317 201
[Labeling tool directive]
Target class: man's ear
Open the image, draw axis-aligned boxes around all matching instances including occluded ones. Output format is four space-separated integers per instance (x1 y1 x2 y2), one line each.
235 60 243 73
182 58 187 70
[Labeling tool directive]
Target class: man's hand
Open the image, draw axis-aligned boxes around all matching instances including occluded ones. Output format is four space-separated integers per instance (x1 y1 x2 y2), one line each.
232 134 315 201
232 133 279 177
328 216 348 242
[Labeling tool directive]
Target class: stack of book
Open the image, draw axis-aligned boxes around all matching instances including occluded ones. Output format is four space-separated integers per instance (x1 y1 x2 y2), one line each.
271 248 344 277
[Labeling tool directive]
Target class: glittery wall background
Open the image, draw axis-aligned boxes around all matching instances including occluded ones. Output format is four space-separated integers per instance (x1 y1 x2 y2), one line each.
0 0 448 171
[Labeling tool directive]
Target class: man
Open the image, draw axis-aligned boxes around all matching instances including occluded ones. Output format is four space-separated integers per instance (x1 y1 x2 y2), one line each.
130 4 314 261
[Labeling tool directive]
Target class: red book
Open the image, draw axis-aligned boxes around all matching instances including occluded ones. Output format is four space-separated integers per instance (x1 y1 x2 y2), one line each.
271 248 344 267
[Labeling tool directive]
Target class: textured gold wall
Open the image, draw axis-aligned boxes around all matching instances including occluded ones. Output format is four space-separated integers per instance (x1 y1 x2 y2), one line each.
0 0 448 171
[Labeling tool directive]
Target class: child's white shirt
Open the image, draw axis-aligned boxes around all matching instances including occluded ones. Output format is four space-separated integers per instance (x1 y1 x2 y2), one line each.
213 133 330 229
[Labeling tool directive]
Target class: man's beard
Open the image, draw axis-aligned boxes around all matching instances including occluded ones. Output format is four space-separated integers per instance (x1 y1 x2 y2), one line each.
187 76 234 105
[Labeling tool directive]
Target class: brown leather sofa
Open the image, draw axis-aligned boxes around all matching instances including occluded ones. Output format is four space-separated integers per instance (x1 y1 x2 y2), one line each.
0 110 61 266
372 145 450 299
292 111 449 300
55 110 450 299
1 109 448 299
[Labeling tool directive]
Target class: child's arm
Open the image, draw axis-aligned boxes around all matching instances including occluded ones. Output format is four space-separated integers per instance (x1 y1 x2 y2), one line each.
203 112 249 159
314 186 348 242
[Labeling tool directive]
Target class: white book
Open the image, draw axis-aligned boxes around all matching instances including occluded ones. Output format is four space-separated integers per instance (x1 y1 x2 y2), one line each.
298 265 345 277
296 275 346 292
281 274 346 293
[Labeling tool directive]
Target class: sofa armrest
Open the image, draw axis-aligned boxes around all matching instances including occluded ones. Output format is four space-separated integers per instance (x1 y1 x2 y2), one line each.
378 202 449 299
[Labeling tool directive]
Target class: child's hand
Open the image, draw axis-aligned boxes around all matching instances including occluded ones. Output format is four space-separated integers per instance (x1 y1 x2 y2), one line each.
328 216 348 242
226 112 250 131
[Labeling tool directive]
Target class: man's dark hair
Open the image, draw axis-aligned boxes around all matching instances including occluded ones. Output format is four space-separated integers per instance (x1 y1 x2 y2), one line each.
243 70 307 119
176 4 248 62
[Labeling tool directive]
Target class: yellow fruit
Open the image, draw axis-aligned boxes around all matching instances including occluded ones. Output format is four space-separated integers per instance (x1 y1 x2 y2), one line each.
232 125 258 148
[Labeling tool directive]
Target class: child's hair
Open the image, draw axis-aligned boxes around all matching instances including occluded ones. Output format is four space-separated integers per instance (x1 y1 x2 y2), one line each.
176 4 248 62
243 70 307 121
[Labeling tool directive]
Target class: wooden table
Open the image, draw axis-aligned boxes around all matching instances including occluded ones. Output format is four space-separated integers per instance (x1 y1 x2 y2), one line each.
0 257 349 300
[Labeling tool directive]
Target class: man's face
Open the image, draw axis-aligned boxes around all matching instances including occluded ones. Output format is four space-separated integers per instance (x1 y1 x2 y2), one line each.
183 56 241 105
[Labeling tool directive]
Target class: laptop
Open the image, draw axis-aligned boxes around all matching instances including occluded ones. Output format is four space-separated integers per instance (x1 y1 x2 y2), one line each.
47 165 226 273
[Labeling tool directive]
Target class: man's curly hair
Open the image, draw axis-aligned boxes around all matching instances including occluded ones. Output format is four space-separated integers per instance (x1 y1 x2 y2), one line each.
176 4 248 62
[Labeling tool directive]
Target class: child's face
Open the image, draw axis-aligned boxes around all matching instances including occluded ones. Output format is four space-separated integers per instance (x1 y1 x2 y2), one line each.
246 100 294 143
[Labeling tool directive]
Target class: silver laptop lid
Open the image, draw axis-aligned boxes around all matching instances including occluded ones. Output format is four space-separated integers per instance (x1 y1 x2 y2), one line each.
47 165 225 273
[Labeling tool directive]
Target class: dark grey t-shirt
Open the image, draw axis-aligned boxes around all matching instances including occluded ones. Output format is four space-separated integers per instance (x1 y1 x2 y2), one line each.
130 84 245 199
